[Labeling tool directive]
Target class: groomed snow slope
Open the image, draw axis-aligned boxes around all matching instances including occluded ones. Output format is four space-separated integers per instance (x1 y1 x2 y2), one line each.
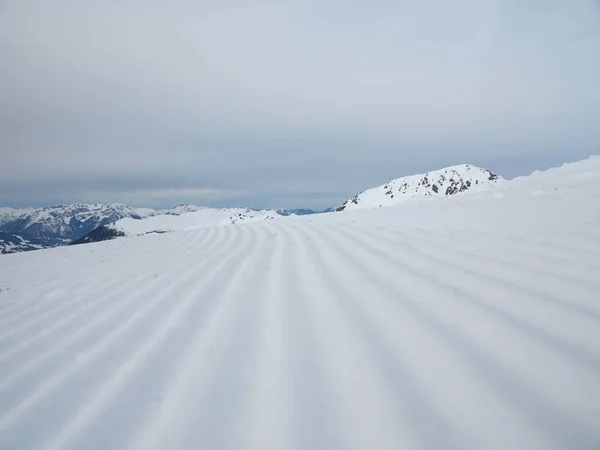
1 157 599 450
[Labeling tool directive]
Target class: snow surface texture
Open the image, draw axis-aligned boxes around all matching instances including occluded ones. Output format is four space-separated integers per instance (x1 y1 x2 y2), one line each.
0 157 599 450
337 164 503 211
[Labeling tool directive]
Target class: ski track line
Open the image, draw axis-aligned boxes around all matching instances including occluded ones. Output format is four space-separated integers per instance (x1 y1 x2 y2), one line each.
0 282 80 327
0 290 77 333
325 224 599 448
236 223 293 450
0 227 214 361
339 224 600 369
525 235 600 260
0 226 230 440
274 226 344 450
127 224 270 450
345 224 600 360
0 225 239 435
41 224 258 450
322 222 599 447
272 226 342 450
0 228 217 390
0 267 99 323
0 298 29 318
0 228 183 335
0 273 145 362
0 281 106 343
0 273 113 340
364 224 600 321
300 222 536 449
384 224 600 293
0 231 162 320
0 224 199 326
358 223 600 321
173 223 280 449
342 222 600 407
447 228 600 265
283 223 433 450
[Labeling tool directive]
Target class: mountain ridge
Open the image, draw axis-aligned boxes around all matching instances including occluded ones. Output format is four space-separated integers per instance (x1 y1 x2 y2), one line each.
0 203 211 254
4 158 592 254
337 164 503 211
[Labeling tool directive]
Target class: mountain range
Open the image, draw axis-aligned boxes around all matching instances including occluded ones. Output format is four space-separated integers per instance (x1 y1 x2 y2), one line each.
1 163 506 254
0 204 329 254
0 204 152 253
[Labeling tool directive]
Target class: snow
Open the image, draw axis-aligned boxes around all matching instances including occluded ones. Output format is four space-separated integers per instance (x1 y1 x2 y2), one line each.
0 208 19 223
0 204 145 236
112 208 279 236
0 156 599 449
0 208 34 225
338 164 504 211
132 208 156 218
155 204 206 216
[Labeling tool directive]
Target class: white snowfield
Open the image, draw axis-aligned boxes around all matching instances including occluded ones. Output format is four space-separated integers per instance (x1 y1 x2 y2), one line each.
112 207 278 237
1 157 599 450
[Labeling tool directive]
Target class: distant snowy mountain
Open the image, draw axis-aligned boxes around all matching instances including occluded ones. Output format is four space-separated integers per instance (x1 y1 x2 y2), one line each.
154 204 206 216
276 208 333 216
70 207 281 246
0 203 155 253
0 231 46 254
337 164 503 211
229 208 278 225
0 203 213 254
1 202 292 253
69 227 126 246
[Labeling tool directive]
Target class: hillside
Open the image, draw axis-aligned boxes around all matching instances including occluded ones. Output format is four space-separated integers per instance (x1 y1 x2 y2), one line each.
337 164 503 211
0 157 598 449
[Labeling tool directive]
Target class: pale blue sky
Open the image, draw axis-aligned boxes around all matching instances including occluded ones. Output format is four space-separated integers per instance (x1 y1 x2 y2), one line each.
1 0 599 209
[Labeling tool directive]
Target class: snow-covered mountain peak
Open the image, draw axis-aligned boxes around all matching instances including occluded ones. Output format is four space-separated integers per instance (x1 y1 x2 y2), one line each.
337 164 503 211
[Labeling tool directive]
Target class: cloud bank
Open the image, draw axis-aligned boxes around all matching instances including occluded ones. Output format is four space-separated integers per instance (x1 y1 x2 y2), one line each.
1 0 599 208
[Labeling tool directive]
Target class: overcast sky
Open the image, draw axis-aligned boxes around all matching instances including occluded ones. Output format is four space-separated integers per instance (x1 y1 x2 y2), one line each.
1 0 599 210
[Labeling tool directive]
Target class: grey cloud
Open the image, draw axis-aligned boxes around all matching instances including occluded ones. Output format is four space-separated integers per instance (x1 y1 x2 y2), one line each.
1 0 599 209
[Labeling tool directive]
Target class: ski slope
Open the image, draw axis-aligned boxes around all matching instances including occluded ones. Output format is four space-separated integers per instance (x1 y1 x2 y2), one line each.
1 158 599 450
